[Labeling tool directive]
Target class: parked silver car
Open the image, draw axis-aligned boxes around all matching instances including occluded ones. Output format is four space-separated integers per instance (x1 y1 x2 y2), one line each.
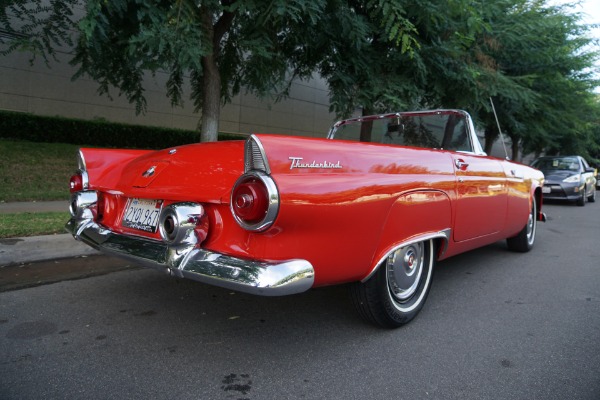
532 155 596 206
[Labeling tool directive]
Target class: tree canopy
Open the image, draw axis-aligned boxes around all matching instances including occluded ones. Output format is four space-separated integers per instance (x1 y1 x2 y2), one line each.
473 0 600 160
1 0 599 160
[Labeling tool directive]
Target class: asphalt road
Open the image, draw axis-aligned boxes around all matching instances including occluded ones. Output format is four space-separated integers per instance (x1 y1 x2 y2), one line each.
1 200 599 400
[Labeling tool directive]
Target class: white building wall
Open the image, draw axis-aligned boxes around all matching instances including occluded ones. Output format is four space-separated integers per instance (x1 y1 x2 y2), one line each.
0 43 337 138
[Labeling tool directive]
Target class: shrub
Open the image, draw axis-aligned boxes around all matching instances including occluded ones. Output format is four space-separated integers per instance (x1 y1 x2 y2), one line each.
0 110 247 148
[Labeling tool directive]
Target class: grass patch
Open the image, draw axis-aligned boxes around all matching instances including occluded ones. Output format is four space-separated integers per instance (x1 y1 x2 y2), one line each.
0 212 70 238
0 140 78 202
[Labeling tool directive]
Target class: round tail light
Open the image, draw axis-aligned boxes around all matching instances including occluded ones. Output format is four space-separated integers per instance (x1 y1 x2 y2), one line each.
69 174 83 193
231 172 279 231
69 170 89 193
233 179 269 222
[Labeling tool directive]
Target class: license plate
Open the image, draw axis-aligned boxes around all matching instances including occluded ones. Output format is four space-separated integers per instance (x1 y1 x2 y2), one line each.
122 198 163 233
542 186 551 194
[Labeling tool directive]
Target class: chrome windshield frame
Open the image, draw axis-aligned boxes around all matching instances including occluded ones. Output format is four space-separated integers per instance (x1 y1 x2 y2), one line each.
327 109 486 156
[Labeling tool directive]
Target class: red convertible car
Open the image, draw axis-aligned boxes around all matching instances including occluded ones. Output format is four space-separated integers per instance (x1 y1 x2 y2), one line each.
67 109 546 327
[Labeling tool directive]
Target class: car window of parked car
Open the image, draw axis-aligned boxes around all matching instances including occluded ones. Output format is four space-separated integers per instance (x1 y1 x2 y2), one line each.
332 113 472 153
532 156 580 171
581 158 590 169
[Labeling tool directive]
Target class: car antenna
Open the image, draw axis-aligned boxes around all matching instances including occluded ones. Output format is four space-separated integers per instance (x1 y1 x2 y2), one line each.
489 97 510 160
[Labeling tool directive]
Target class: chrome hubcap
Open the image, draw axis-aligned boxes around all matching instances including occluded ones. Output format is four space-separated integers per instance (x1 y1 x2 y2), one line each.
387 242 424 301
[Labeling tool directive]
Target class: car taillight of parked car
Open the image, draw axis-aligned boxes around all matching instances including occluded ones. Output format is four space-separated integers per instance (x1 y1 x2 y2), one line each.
232 176 269 223
69 173 83 193
230 172 279 232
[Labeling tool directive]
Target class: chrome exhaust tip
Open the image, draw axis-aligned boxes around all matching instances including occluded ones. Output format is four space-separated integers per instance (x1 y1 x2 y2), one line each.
69 191 98 219
158 202 204 245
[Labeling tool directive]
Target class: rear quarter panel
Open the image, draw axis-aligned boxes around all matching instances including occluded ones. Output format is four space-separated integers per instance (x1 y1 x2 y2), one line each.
247 135 457 285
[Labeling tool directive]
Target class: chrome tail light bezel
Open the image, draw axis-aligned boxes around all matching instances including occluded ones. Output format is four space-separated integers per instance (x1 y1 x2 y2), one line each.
69 149 96 219
69 149 89 193
231 171 279 232
69 169 89 193
233 135 279 232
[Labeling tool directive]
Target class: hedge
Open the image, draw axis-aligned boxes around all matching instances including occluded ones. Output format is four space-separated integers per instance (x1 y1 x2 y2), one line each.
0 110 247 149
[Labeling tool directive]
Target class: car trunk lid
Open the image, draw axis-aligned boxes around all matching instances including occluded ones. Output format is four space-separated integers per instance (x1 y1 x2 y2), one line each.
84 141 246 204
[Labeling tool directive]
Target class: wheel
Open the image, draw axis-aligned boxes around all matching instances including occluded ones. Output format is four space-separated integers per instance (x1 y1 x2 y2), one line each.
507 197 537 252
588 187 596 203
576 187 586 206
575 189 585 207
350 239 435 328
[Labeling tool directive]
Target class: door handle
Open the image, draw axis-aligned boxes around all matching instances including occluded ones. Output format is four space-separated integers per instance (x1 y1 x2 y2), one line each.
455 159 469 171
510 169 524 179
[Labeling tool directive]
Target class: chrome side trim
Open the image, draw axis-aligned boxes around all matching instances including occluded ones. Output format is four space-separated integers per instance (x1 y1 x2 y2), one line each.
65 218 314 296
361 229 451 283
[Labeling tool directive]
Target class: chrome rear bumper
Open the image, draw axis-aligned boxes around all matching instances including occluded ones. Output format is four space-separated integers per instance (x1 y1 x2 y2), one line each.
65 218 314 296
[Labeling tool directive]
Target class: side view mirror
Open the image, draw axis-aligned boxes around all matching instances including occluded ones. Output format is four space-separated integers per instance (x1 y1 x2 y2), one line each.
584 167 595 174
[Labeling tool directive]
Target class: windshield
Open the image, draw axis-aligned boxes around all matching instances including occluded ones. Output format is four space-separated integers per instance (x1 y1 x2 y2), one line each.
330 111 472 152
532 157 580 172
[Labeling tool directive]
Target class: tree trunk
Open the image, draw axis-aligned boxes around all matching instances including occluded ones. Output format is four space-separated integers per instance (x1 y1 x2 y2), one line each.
441 114 459 149
359 107 374 142
200 54 221 143
198 6 230 143
484 127 497 156
511 137 520 161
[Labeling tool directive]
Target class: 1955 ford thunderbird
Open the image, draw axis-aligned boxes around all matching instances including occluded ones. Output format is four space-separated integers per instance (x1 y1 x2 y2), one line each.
66 109 546 327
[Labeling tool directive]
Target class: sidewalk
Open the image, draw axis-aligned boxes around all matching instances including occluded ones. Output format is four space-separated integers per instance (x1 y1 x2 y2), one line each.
0 201 99 266
0 200 70 214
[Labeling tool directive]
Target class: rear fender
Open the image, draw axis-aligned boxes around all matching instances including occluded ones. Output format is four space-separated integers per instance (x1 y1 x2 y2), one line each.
362 190 452 282
79 148 153 190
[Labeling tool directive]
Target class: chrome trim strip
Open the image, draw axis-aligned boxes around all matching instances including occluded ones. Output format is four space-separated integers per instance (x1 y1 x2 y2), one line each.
77 149 87 171
463 111 486 155
74 150 89 190
80 170 89 190
361 229 451 283
65 218 314 296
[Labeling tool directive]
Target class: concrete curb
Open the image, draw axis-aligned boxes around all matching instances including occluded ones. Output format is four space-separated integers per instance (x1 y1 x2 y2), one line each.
0 234 99 266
